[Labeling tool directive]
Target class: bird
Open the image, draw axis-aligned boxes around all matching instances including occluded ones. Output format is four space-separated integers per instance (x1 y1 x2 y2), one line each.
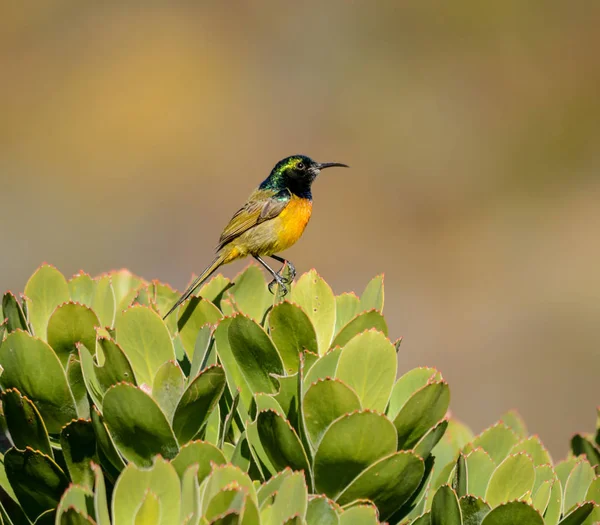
162 155 348 319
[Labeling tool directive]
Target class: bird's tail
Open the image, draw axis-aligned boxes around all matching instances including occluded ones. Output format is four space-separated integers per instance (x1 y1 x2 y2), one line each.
162 254 227 320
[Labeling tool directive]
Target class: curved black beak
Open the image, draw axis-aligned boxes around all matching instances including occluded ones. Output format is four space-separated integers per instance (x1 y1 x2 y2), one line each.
317 162 349 170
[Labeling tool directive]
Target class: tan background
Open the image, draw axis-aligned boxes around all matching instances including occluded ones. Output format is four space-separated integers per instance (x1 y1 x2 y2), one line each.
2 1 599 457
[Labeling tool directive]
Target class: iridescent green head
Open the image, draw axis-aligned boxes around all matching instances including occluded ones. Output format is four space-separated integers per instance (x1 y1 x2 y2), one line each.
260 155 348 198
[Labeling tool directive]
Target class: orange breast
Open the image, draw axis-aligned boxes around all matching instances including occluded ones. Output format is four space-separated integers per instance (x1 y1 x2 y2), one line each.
274 196 313 251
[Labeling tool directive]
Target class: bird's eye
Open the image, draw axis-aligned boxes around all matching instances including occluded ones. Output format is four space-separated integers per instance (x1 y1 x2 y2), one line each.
297 162 305 170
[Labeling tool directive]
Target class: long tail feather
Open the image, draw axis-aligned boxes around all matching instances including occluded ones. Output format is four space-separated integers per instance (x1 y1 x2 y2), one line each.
162 254 226 320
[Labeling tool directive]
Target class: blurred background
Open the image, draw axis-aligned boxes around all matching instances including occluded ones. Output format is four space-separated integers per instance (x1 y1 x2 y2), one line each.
2 1 599 456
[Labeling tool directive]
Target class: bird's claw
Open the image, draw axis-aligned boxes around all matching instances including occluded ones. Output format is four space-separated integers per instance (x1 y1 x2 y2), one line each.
268 276 289 296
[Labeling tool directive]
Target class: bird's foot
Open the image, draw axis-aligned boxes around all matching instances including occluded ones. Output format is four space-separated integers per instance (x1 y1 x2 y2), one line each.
277 261 296 284
268 275 289 296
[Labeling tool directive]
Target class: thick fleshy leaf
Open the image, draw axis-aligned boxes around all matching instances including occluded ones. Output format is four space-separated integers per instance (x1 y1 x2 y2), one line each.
1 389 52 457
334 293 360 336
110 270 145 309
256 410 311 478
91 462 110 525
115 305 176 387
103 383 179 466
459 495 490 525
112 457 180 525
268 301 318 374
291 270 336 354
564 459 595 513
172 365 226 443
0 331 77 433
189 324 215 380
330 311 388 350
60 419 98 489
431 485 461 525
509 436 552 466
463 423 519 465
303 378 361 448
152 361 185 421
500 410 528 439
387 367 441 420
198 274 233 306
304 348 342 387
2 292 29 333
24 264 70 339
480 502 543 525
56 484 93 520
393 381 450 450
227 315 284 395
95 336 137 389
337 451 424 519
556 457 579 488
335 329 396 412
544 477 563 525
66 354 89 418
306 495 340 525
452 454 468 498
92 275 116 329
314 411 397 498
485 453 535 508
4 447 69 521
171 441 226 485
338 504 379 525
265 471 308 525
177 297 223 359
360 274 384 312
149 281 179 332
78 344 104 409
180 464 200 524
46 302 99 366
201 463 257 512
90 406 126 480
531 480 552 515
465 448 495 498
558 503 596 525
571 434 600 470
134 491 160 523
226 264 272 321
414 419 449 459
68 272 96 307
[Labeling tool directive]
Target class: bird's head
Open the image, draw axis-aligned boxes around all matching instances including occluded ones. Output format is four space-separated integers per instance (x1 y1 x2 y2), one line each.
262 155 348 197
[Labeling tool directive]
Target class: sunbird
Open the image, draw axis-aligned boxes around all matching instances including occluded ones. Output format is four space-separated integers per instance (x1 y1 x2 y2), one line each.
163 155 348 319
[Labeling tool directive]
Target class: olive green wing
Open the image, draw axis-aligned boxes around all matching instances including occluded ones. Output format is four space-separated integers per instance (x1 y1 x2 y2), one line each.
217 188 291 250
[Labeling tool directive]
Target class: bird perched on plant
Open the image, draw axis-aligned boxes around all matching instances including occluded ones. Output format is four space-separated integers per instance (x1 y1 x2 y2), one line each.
163 155 348 319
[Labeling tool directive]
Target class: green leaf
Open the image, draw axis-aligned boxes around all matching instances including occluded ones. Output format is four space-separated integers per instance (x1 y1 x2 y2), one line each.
459 495 490 525
59 508 94 524
90 406 126 479
204 485 245 521
452 454 467 498
95 336 137 389
177 297 223 359
266 471 308 524
485 453 535 508
291 270 336 355
338 504 379 525
256 410 311 479
189 324 214 380
431 485 461 525
544 477 563 525
227 264 272 321
304 348 342 387
1 389 52 457
172 365 226 443
78 344 104 409
152 361 185 421
571 435 600 470
60 419 98 489
68 272 96 307
66 354 89 419
115 305 176 387
334 293 360 336
464 423 519 465
24 264 70 339
465 448 495 498
556 457 579 489
227 315 284 395
92 275 116 329
414 419 449 459
531 480 552 515
91 462 110 525
564 459 595 513
56 484 93 520
4 447 69 522
306 495 340 525
201 463 257 512
0 331 77 433
110 270 145 310
198 274 233 306
314 411 397 498
103 383 179 466
360 274 384 312
480 501 543 525
268 301 318 375
500 410 528 439
47 302 99 366
393 381 450 450
330 311 388 350
335 329 396 412
337 451 424 520
149 281 180 334
558 503 596 525
134 491 160 524
171 441 226 485
180 464 200 524
303 378 361 448
509 436 552 467
2 293 29 334
387 367 441 420
112 457 181 525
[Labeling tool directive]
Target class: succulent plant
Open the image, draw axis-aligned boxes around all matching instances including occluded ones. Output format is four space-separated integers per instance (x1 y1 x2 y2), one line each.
0 263 598 524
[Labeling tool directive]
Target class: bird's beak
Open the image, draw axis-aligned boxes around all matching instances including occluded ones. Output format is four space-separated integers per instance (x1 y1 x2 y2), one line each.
317 162 349 170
